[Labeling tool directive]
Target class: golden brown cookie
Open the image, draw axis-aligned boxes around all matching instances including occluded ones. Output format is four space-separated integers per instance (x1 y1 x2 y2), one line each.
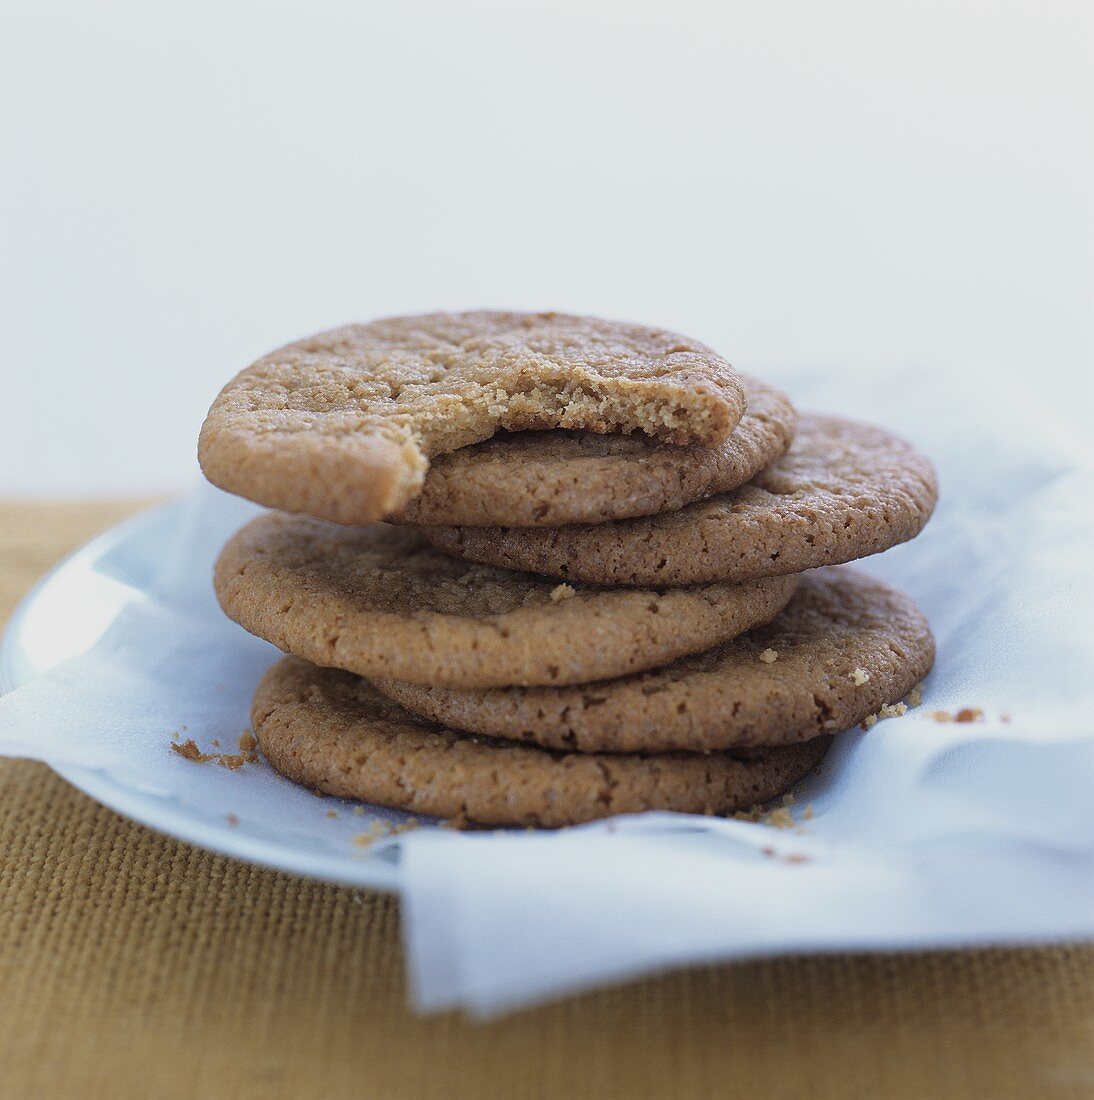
251 657 831 828
421 414 938 586
199 312 746 526
374 569 934 753
388 374 795 527
215 514 798 689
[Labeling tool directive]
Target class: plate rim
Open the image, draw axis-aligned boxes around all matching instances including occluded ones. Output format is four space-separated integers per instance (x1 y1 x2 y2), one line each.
0 499 401 894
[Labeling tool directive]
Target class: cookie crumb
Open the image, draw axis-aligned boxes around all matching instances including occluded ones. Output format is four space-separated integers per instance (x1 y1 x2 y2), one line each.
758 648 779 664
763 807 795 829
1000 711 1012 723
211 739 220 748
802 803 815 820
930 707 986 724
351 817 420 847
863 700 908 729
850 667 870 686
226 813 239 827
326 810 338 819
738 797 813 831
761 846 810 864
906 685 924 708
549 583 577 602
214 730 261 770
352 821 389 848
170 735 258 770
171 739 213 763
352 805 366 816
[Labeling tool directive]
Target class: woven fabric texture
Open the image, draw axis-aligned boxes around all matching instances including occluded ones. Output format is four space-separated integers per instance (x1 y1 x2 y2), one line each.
0 499 1091 1099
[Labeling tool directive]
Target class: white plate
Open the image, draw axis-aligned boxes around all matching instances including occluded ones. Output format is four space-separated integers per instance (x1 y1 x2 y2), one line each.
0 501 402 892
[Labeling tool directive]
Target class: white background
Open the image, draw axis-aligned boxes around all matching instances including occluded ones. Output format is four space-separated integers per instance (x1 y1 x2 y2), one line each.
2 0 1091 496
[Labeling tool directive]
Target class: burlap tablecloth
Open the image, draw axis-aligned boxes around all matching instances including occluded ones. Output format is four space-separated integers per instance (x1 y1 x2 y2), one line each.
1 499 1091 1099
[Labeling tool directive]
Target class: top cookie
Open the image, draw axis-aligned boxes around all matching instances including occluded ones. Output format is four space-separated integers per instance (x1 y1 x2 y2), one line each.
198 312 746 526
421 414 938 586
388 374 796 527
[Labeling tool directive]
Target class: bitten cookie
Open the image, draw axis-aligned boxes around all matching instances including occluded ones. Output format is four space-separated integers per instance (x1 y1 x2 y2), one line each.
215 514 798 689
374 569 934 753
388 374 796 527
251 657 831 828
421 414 938 586
199 312 746 526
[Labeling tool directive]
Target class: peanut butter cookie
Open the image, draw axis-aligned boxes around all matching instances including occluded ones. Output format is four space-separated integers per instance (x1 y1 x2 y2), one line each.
215 514 797 689
375 569 934 752
389 374 795 527
199 312 745 525
421 415 937 586
251 657 830 828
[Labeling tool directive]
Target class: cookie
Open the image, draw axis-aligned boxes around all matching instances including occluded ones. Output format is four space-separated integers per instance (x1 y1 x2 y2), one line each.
198 311 746 526
421 414 938 586
374 569 934 753
388 374 796 527
251 657 831 828
215 514 798 689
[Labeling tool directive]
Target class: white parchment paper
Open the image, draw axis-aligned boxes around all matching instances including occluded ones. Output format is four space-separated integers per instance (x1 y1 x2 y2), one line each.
2 363 1092 1015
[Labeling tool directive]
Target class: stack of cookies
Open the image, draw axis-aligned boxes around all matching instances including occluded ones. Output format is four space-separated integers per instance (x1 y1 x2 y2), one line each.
200 312 937 828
